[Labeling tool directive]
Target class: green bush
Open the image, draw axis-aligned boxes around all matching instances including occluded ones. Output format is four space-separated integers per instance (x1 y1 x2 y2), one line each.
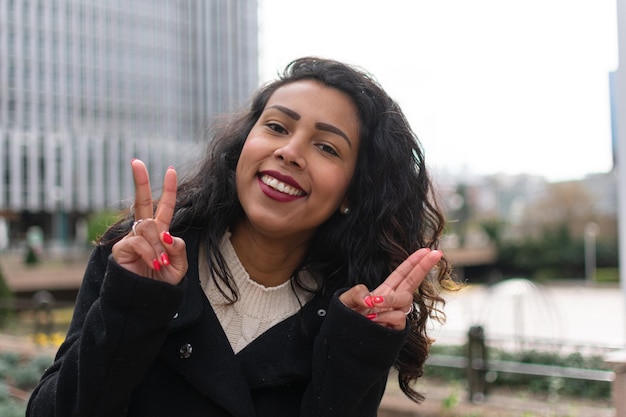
0 382 10 402
0 354 53 415
0 401 26 417
0 263 14 327
10 363 43 390
11 354 52 390
0 352 21 368
24 246 40 265
595 267 619 283
86 210 123 244
426 344 612 400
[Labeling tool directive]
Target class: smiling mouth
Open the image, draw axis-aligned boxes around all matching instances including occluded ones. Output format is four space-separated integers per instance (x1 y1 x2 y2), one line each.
259 174 306 196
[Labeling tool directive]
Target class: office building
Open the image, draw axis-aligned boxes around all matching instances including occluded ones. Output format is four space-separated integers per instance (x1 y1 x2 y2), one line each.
0 0 258 247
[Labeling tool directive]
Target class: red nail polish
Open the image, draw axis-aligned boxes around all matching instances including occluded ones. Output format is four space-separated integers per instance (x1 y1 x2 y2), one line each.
162 231 173 245
364 296 374 308
160 252 170 266
373 296 384 304
366 313 377 320
152 258 161 271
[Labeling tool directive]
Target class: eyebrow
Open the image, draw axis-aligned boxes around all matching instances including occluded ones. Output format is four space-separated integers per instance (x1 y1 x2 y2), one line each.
267 104 352 148
315 122 352 148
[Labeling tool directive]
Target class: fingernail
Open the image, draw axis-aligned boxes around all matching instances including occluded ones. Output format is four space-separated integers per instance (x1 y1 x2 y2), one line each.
131 158 138 163
152 258 161 271
366 313 377 320
160 252 170 266
167 165 175 171
364 296 374 308
373 296 384 304
162 231 173 245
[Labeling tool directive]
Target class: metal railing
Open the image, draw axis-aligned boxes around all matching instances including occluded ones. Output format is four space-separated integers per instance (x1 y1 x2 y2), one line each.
426 325 616 403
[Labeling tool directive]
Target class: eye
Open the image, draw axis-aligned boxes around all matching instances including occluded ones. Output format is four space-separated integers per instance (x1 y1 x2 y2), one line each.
316 143 339 156
266 122 287 134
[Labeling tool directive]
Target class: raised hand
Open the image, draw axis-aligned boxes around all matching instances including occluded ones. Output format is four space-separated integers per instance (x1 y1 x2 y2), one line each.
339 248 442 330
111 159 188 285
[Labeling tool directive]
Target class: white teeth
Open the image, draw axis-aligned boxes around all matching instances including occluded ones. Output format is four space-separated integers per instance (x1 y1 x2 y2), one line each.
260 175 304 196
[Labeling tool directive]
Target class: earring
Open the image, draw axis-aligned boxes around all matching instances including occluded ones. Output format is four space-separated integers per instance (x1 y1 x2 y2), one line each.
342 207 350 215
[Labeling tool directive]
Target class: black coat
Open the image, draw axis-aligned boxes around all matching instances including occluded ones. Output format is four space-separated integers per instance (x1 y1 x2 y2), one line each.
27 229 408 417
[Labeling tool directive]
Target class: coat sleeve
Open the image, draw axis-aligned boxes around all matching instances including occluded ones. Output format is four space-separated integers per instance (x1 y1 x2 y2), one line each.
26 246 185 417
300 290 409 417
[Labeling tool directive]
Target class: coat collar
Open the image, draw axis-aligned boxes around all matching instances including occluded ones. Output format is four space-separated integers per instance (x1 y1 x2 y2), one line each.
166 227 205 331
159 228 255 417
158 228 330 417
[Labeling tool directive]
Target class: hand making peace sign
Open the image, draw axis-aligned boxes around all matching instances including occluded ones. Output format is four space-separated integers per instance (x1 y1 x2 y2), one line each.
339 248 443 331
111 159 188 285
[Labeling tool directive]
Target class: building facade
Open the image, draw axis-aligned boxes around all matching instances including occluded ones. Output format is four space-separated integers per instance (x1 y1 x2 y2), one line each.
0 0 258 247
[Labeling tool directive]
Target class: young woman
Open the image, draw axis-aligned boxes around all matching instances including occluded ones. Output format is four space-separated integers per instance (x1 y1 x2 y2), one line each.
27 57 456 417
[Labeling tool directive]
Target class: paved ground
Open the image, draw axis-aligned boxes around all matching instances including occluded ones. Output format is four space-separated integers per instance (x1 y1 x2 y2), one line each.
379 379 614 417
0 249 87 294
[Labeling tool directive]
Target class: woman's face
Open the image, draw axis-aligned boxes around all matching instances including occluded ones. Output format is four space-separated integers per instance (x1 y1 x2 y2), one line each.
236 80 361 241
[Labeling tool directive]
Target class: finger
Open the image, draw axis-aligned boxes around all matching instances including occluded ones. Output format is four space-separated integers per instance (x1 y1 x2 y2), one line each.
157 233 188 285
395 250 443 294
139 219 168 267
370 291 413 311
159 231 185 264
128 218 167 268
369 310 408 331
154 166 177 230
374 248 432 293
338 284 372 310
132 159 154 220
113 236 161 273
161 232 186 258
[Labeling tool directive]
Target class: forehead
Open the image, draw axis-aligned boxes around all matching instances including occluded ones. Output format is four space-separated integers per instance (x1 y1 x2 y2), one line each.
266 80 357 113
264 80 360 134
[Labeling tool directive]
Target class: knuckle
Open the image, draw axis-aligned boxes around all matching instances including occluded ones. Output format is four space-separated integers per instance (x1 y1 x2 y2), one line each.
159 199 176 210
136 195 154 208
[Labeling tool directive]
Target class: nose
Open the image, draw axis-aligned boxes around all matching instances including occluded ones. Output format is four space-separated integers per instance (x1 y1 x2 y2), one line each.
273 137 307 169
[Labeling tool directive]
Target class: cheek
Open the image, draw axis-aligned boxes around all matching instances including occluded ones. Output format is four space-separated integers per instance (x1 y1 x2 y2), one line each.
236 139 259 175
239 136 267 163
319 167 353 202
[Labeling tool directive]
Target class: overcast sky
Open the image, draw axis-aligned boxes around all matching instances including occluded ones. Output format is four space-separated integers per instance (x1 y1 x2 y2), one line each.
257 0 618 182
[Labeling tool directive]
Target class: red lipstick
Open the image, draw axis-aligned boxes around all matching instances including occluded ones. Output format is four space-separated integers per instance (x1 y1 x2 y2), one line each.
257 170 306 202
261 170 304 190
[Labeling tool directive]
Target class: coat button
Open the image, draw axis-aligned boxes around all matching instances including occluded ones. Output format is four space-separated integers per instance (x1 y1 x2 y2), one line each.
317 309 327 317
178 343 193 359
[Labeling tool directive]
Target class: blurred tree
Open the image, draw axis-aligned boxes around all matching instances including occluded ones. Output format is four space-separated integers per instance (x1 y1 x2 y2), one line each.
480 181 618 281
446 183 472 247
521 182 596 238
479 218 507 246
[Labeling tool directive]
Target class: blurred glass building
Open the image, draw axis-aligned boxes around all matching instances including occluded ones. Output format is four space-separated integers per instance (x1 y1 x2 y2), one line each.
0 0 258 248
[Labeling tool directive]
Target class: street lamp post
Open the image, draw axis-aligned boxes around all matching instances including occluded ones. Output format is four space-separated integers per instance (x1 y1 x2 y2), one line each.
584 222 599 285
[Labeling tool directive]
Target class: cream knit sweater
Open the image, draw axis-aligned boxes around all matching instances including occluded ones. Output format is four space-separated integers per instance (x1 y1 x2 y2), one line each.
199 233 315 353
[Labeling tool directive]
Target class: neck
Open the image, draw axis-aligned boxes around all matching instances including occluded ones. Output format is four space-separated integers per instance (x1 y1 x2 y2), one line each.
229 220 310 287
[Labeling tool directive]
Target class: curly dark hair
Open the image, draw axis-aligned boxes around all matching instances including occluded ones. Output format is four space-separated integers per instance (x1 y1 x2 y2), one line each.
104 56 455 403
